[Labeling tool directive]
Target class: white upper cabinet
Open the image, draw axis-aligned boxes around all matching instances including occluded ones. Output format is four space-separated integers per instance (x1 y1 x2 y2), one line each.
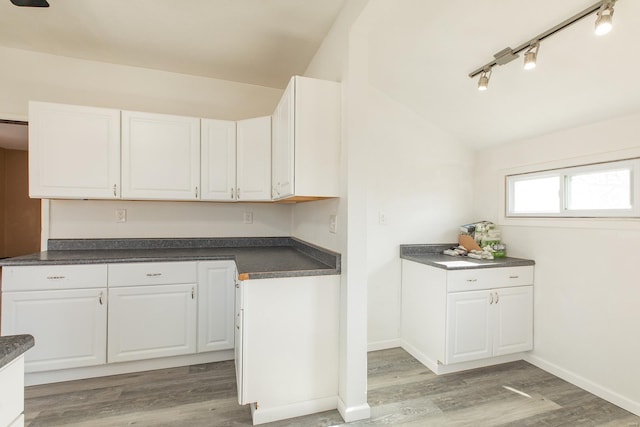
271 76 341 201
201 119 237 201
29 101 121 199
271 81 294 199
201 116 271 201
121 111 201 200
236 116 271 201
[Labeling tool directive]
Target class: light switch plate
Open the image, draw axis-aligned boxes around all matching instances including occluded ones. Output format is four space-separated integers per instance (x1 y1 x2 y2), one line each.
329 214 337 234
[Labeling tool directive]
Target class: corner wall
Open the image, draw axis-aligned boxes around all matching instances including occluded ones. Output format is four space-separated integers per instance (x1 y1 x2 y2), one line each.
0 148 5 257
474 112 640 416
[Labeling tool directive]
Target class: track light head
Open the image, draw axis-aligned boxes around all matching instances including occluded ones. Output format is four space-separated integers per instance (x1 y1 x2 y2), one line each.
595 1 615 36
478 68 492 91
523 41 539 70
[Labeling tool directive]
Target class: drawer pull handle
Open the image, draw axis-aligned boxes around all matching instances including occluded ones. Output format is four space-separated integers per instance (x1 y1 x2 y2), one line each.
99 291 104 305
191 287 195 299
46 275 65 280
466 279 477 282
489 293 494 304
113 184 117 197
146 273 162 277
509 275 519 279
495 292 500 304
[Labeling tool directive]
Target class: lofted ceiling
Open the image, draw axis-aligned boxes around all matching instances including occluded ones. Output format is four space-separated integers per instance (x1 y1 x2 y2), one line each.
0 0 346 89
0 0 638 150
368 0 640 148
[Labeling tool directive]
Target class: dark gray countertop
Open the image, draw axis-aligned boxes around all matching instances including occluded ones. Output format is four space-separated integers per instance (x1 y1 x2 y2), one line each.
0 334 34 369
0 237 340 280
400 243 534 270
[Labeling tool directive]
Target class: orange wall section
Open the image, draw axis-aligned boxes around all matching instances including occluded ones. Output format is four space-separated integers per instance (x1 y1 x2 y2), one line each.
1 149 41 258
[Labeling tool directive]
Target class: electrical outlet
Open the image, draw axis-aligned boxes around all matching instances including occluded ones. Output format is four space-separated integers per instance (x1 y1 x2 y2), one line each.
115 209 127 223
243 211 253 224
378 212 387 225
329 214 338 234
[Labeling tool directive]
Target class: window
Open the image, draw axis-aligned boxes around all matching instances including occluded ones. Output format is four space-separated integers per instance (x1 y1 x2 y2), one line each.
506 159 640 218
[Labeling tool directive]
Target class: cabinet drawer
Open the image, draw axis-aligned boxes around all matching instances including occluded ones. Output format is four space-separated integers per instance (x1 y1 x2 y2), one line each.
108 262 197 287
447 266 533 292
1 264 107 291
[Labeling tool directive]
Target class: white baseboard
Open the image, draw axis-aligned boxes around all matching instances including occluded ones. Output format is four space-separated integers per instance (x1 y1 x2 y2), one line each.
337 397 371 423
367 338 402 352
524 354 640 417
250 396 338 425
25 350 234 386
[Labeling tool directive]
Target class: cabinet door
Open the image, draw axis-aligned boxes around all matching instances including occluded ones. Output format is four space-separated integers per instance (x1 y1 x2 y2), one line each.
271 78 294 199
446 290 492 364
201 119 236 201
121 111 200 200
29 101 121 199
493 286 533 356
1 288 107 372
197 261 236 352
237 116 271 201
235 281 245 404
108 284 197 363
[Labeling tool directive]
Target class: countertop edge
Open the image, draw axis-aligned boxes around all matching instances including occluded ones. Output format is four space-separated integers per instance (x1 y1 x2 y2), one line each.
0 334 35 369
0 238 341 279
401 254 535 270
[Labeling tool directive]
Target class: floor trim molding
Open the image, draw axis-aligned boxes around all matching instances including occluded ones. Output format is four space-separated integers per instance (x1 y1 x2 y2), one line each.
367 338 401 352
250 396 338 425
337 397 371 422
524 354 640 417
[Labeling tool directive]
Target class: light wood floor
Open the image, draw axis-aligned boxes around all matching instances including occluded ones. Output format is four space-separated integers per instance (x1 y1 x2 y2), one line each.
24 348 640 426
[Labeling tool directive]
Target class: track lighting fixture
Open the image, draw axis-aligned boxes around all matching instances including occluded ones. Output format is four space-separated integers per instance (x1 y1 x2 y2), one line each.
477 68 491 91
523 41 539 70
595 1 615 35
469 0 617 90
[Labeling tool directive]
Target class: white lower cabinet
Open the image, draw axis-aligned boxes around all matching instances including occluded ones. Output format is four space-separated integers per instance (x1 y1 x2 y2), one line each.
0 261 235 380
0 265 108 373
0 356 26 427
197 261 236 352
107 284 197 363
446 286 533 364
236 275 340 425
107 262 198 363
401 260 534 374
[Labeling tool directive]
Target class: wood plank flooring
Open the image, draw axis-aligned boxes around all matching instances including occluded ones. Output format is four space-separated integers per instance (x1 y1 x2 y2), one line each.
24 348 640 426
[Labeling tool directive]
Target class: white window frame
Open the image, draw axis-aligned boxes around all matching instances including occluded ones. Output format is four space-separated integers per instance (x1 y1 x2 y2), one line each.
506 158 640 218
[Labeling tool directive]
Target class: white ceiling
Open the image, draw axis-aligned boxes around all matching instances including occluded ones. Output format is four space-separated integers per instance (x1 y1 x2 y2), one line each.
0 0 346 89
369 0 640 148
0 0 638 150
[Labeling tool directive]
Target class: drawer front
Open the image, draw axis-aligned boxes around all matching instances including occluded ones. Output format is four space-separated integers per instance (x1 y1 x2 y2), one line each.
108 262 197 287
1 264 107 291
447 266 533 292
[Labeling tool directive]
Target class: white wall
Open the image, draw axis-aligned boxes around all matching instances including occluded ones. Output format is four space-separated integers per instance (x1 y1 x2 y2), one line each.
49 200 291 239
474 112 640 416
363 86 473 349
0 46 282 120
0 46 291 240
